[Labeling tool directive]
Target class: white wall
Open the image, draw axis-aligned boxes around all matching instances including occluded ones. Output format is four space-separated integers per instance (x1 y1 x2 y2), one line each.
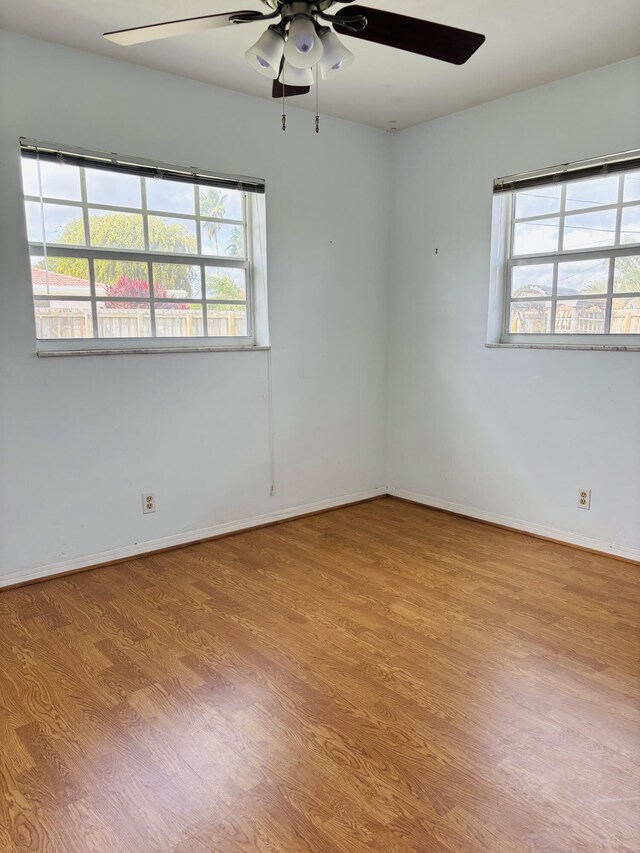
388 57 640 560
0 32 390 585
1 33 637 585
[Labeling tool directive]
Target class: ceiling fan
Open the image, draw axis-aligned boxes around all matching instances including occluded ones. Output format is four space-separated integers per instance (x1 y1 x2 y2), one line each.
104 1 485 101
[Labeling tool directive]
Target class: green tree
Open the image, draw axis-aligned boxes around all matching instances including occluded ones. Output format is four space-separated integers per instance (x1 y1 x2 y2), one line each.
199 188 244 257
583 250 640 333
225 225 244 258
584 256 639 298
612 253 640 294
206 272 245 312
200 187 227 255
46 213 199 295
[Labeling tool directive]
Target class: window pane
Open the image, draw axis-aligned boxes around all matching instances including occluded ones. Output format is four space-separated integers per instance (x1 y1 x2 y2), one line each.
21 158 81 201
613 254 640 294
199 187 243 221
34 300 93 339
515 186 561 219
148 216 197 253
97 302 151 337
31 256 91 297
207 303 248 336
21 152 261 349
555 299 606 334
510 264 553 299
25 200 44 242
623 171 640 203
565 175 619 211
146 178 195 215
620 205 640 245
153 263 201 298
509 301 551 333
563 209 617 251
201 223 245 257
89 209 145 249
205 266 246 300
513 219 559 255
557 258 609 296
21 158 40 197
26 202 85 245
155 303 204 337
93 260 148 300
610 297 640 334
86 169 141 208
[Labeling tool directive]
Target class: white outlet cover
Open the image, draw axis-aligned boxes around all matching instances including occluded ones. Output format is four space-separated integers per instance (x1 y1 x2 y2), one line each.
142 492 156 514
578 489 591 510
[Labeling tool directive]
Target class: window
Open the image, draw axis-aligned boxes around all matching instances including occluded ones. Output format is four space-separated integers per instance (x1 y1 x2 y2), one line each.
20 139 267 354
491 151 640 347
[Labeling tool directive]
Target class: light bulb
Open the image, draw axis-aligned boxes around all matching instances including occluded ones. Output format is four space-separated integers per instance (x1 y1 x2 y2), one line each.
284 16 324 69
319 29 355 80
245 27 285 79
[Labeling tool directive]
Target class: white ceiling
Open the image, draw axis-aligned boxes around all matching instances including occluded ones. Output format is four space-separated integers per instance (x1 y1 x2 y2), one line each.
1 0 639 129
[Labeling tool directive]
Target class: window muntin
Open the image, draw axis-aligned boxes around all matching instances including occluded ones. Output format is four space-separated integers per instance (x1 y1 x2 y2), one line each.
22 154 254 347
504 169 640 339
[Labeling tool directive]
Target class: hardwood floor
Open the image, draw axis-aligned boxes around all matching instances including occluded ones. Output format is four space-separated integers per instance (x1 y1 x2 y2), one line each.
0 497 638 852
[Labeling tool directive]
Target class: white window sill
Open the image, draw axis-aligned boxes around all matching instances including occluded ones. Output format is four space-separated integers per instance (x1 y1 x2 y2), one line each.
486 342 640 352
37 345 270 357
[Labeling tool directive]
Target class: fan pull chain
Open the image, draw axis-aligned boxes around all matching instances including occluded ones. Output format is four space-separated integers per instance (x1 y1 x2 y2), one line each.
315 65 320 133
282 64 287 131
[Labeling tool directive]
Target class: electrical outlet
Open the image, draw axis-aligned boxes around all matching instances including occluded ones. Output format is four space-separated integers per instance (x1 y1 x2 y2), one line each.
577 488 591 510
142 492 156 514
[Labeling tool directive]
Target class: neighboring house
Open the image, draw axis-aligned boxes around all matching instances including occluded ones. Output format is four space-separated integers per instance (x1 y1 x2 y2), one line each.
511 283 612 334
31 267 107 301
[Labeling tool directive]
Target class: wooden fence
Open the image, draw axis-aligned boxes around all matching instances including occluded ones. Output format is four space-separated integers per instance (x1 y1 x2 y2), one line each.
35 306 247 339
511 302 640 335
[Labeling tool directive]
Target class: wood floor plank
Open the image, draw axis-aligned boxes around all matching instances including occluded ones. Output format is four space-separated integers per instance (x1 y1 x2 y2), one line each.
0 497 638 851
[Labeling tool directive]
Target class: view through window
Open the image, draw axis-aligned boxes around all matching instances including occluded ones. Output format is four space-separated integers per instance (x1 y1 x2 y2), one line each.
21 148 262 348
502 166 640 339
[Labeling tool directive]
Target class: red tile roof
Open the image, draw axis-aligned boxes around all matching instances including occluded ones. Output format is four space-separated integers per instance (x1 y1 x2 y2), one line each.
31 268 91 288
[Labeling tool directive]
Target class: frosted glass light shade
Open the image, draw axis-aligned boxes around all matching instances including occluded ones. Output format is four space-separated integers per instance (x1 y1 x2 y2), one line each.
280 61 314 87
284 16 324 68
245 27 285 78
319 30 355 79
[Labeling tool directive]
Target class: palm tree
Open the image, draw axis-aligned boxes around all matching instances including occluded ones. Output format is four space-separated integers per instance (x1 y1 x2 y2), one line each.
225 225 244 258
199 187 227 255
612 252 640 294
579 250 640 333
583 251 640 296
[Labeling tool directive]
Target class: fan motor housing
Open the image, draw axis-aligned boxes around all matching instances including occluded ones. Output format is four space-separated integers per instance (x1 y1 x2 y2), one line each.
261 0 338 12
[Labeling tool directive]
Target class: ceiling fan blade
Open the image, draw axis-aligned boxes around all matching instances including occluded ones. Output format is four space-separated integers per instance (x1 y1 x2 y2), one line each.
272 79 311 98
104 10 260 46
334 6 485 65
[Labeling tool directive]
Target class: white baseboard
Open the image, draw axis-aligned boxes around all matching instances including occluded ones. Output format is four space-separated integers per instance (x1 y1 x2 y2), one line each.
4 485 636 589
388 487 640 563
0 487 387 589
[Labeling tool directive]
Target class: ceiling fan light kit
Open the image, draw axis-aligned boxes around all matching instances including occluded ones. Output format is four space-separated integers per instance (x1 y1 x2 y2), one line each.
245 25 286 78
104 1 485 131
281 60 315 86
318 27 354 79
283 14 324 68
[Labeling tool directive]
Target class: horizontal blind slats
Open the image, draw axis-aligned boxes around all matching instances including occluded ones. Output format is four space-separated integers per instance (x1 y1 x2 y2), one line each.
494 151 640 195
20 141 265 194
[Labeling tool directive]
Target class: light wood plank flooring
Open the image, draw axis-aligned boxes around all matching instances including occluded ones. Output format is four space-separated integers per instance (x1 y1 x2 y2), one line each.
0 497 638 852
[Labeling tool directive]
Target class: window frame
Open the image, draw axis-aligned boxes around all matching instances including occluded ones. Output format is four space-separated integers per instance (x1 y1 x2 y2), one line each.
21 143 267 355
489 157 640 350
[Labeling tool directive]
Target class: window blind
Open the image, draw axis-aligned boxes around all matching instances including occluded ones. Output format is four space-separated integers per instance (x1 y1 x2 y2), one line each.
20 138 265 194
494 149 640 194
